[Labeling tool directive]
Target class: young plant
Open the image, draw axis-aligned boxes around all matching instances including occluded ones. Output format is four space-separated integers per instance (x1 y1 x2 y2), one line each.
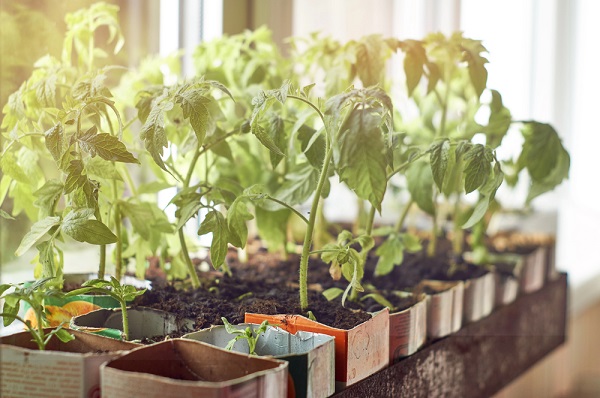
250 82 395 311
221 317 270 355
0 278 74 350
136 77 244 287
66 277 146 341
0 3 144 283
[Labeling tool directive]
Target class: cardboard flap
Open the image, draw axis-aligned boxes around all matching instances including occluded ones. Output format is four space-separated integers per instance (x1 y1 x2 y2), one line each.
105 339 287 383
0 329 138 353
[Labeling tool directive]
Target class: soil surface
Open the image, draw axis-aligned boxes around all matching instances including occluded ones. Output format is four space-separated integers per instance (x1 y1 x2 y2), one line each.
134 271 371 333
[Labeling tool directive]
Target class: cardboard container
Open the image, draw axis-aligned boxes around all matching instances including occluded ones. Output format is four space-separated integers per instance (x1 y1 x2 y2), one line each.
101 338 288 398
71 307 195 341
184 324 335 398
388 295 427 363
494 273 519 307
462 272 495 323
519 246 547 293
0 328 137 398
245 309 389 390
420 280 464 339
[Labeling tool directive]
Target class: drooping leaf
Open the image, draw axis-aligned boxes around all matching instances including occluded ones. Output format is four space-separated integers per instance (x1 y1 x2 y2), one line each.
251 125 284 157
227 197 254 249
297 125 325 169
36 240 56 278
33 180 64 218
526 146 570 204
430 139 450 190
518 122 568 182
485 90 512 148
61 208 117 244
398 40 426 96
406 161 435 215
140 98 173 172
78 130 139 164
461 38 489 97
15 216 61 256
463 144 493 194
337 107 388 212
0 152 29 183
323 287 344 301
64 159 87 194
267 115 286 168
44 123 65 162
175 88 211 144
198 210 229 269
355 35 389 87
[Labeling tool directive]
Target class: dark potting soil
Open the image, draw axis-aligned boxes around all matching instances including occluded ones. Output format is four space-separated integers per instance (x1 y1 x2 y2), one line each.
134 272 371 333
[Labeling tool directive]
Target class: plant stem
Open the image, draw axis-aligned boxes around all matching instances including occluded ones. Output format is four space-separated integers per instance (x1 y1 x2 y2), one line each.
178 143 203 289
365 205 376 236
452 195 463 256
299 145 334 311
395 200 413 232
114 201 123 280
350 205 376 302
120 300 130 341
264 195 309 225
427 210 438 257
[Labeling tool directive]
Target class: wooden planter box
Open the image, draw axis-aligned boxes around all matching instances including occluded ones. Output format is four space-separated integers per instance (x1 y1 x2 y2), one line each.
334 273 567 397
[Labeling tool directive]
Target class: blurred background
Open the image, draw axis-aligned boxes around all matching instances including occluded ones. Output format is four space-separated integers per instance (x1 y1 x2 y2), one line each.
1 1 599 396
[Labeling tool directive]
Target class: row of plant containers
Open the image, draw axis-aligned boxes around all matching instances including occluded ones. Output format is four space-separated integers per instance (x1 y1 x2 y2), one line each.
0 238 554 398
0 3 567 398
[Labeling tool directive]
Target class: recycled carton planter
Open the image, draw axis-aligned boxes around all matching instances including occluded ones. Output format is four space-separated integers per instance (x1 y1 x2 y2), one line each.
519 246 547 293
245 309 390 390
461 271 495 323
101 338 288 398
0 328 137 398
419 280 464 339
71 307 195 341
184 324 335 398
388 294 427 363
492 260 522 308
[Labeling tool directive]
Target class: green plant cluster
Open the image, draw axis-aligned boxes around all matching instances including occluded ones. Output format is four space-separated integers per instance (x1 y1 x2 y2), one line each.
0 2 570 342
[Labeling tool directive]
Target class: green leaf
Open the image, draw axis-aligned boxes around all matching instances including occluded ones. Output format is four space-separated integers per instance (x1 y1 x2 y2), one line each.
140 99 173 172
2 302 19 327
137 181 172 194
526 146 570 204
267 115 286 168
355 35 389 87
251 124 285 157
85 157 123 180
461 38 488 97
175 88 211 144
361 293 395 310
120 202 155 240
1 152 29 183
15 216 61 256
406 161 435 215
463 144 493 194
323 287 344 301
430 139 450 190
0 209 14 219
401 233 422 252
274 162 319 206
485 90 512 148
34 180 64 217
399 40 426 96
227 197 254 249
297 125 325 169
54 328 75 343
337 107 388 212
375 235 404 276
255 207 289 252
519 122 568 182
44 123 65 162
36 240 56 278
62 208 117 244
64 160 87 194
78 130 139 164
198 210 229 269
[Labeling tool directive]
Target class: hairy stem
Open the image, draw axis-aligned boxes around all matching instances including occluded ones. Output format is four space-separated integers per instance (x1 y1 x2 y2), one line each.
120 300 130 341
114 202 123 280
452 195 463 256
299 145 333 311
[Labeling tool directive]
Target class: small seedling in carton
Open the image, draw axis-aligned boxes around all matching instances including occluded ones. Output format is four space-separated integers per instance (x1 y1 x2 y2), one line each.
66 277 145 340
0 278 74 350
221 317 270 355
